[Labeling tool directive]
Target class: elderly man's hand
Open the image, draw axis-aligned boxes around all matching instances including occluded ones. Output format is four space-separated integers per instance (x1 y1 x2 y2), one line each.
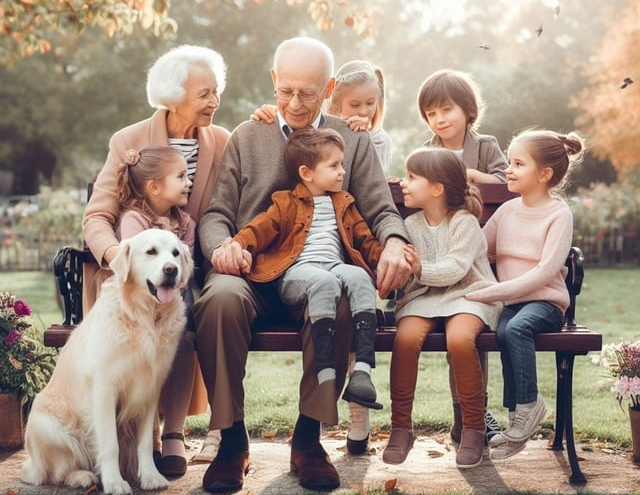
211 237 252 276
376 237 411 299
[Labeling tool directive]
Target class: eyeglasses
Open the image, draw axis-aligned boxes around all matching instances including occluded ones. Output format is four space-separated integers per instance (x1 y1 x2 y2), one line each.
274 88 321 103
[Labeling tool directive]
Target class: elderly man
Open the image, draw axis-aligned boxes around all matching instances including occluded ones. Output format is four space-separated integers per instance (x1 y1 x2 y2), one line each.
194 36 410 493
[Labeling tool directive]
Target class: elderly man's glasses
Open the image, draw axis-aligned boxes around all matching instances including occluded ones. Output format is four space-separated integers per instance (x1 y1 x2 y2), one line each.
274 88 320 103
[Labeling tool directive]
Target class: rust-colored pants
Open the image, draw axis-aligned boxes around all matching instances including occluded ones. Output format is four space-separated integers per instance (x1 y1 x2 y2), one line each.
390 313 485 431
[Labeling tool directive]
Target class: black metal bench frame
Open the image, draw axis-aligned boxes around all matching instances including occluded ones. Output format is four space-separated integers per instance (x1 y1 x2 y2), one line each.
44 183 602 484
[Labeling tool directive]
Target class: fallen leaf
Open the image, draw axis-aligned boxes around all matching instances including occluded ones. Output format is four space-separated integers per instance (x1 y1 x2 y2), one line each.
377 431 390 439
384 478 398 492
84 485 98 495
435 435 445 444
261 429 277 438
427 450 444 458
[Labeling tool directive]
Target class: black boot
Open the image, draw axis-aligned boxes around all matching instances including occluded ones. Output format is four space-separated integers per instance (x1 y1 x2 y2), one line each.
310 318 336 375
342 312 382 410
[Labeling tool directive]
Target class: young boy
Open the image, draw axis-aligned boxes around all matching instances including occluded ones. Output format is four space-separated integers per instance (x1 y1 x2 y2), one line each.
232 127 383 410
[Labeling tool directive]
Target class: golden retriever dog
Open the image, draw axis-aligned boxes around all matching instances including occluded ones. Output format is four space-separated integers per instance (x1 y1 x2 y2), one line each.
22 229 193 495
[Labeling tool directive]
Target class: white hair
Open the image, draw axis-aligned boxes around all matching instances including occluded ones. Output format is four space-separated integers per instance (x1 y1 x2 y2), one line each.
272 37 334 83
146 45 227 109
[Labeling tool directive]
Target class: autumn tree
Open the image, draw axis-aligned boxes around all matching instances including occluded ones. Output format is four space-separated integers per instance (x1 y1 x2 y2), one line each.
0 0 378 65
572 0 640 178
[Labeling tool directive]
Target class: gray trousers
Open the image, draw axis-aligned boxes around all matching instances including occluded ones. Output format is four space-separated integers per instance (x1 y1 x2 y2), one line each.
193 272 355 430
278 261 377 322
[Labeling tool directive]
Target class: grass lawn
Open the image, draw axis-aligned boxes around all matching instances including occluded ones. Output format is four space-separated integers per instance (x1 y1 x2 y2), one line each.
1 267 638 447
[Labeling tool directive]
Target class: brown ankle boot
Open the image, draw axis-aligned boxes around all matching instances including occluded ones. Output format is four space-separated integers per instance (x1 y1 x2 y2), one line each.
455 429 485 469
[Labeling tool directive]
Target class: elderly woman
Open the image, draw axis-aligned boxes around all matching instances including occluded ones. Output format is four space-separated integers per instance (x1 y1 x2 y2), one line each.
82 44 230 478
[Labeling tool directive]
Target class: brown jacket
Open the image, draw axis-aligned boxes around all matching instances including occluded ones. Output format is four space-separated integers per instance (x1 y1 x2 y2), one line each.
233 183 383 283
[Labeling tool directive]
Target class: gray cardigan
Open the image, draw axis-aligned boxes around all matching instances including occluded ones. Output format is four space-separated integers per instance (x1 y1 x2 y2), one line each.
199 114 408 263
427 129 507 182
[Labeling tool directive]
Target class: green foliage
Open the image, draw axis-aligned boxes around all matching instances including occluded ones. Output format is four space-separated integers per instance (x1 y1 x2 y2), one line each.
569 181 640 264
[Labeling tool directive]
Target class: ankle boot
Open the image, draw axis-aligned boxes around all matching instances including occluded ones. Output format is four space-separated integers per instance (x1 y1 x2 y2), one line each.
451 403 462 444
456 429 485 469
352 311 377 367
310 318 336 374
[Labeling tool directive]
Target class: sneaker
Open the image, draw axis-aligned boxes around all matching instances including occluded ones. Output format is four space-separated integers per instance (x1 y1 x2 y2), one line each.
502 394 547 442
490 438 528 460
484 409 502 442
488 411 516 447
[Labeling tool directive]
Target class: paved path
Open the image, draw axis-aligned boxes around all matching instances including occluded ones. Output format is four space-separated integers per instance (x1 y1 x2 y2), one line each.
2 432 639 494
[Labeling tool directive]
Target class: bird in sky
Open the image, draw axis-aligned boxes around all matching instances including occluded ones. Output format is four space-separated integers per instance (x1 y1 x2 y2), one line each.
620 77 634 89
478 44 491 50
535 24 544 37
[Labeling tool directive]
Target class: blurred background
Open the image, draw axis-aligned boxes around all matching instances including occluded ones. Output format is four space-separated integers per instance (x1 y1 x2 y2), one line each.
0 0 638 270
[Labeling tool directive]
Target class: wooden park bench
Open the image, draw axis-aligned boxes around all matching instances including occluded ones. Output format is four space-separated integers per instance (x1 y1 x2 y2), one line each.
44 183 602 484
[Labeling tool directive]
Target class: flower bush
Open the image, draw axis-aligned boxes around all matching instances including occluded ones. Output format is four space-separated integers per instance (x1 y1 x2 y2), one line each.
593 341 640 411
0 292 57 405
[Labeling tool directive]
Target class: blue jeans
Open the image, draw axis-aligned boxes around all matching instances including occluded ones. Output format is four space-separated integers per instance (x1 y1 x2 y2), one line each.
496 301 563 409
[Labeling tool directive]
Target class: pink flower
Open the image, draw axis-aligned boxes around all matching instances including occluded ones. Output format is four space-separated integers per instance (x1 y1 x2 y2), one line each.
13 299 31 316
4 329 21 347
582 198 594 209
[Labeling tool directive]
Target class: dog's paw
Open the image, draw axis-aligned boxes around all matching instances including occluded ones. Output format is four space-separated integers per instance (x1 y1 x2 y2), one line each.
65 470 99 488
102 477 132 495
139 471 169 490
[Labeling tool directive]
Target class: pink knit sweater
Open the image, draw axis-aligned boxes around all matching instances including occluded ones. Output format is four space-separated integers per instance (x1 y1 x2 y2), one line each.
465 197 573 313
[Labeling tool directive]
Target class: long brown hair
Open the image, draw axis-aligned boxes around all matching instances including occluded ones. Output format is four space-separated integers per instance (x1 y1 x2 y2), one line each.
405 147 483 219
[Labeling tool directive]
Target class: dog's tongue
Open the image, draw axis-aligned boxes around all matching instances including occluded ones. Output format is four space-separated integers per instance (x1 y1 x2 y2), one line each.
156 286 175 303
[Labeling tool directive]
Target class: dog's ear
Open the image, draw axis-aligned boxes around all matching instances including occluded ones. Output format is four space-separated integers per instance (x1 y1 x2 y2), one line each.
110 240 132 282
179 241 194 288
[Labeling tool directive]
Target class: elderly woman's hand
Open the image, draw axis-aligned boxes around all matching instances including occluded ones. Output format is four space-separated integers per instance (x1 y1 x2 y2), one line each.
376 237 411 299
211 238 252 276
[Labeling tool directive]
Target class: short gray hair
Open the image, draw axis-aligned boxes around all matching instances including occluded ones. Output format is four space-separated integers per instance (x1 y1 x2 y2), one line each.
272 37 334 83
146 45 227 109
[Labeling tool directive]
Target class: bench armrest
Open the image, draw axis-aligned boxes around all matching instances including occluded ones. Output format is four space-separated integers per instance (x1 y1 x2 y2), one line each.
54 246 96 325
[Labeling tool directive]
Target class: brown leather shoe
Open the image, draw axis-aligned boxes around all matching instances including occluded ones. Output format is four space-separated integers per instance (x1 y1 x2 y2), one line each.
202 451 250 493
290 443 340 491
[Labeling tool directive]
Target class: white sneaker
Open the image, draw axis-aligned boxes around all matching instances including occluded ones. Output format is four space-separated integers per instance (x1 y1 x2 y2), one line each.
502 394 547 442
488 411 516 447
490 438 528 460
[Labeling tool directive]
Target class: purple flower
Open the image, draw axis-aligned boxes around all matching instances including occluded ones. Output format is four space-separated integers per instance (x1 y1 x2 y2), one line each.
13 300 31 316
4 329 21 347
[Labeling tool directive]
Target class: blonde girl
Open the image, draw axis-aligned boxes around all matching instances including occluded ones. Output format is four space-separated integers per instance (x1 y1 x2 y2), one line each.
117 146 196 477
466 129 585 460
328 60 392 174
383 148 501 469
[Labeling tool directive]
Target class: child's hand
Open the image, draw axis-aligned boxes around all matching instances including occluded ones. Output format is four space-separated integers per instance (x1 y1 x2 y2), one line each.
344 115 370 132
403 244 421 276
250 104 277 123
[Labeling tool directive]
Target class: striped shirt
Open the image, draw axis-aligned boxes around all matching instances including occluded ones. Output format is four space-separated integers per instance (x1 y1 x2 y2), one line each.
169 138 199 184
293 195 345 266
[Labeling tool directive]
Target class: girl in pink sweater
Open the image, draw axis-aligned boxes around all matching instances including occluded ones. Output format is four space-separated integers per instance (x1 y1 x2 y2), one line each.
466 128 585 460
